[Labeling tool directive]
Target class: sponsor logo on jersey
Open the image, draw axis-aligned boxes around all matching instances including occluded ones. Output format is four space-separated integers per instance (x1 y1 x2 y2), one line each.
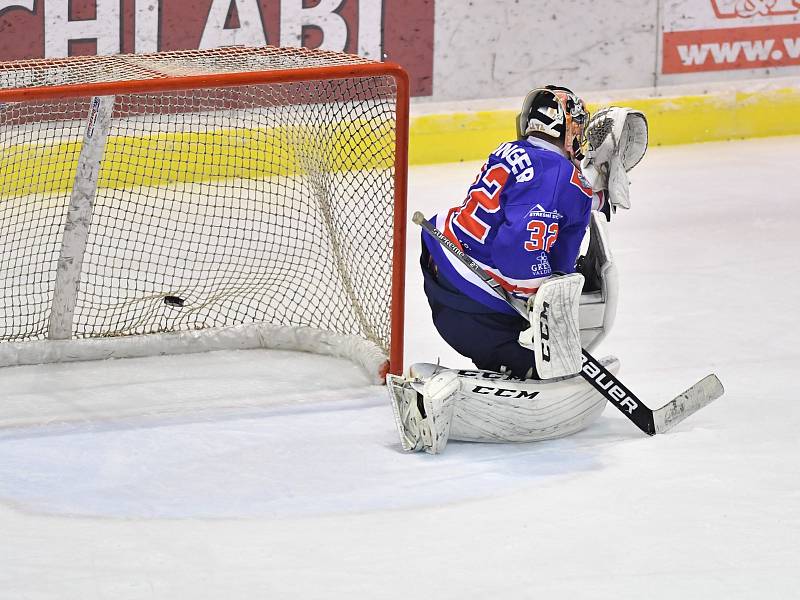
527 204 562 220
530 254 552 277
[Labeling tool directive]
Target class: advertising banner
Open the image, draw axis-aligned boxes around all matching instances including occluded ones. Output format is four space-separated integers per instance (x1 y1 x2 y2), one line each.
663 0 800 74
0 0 434 95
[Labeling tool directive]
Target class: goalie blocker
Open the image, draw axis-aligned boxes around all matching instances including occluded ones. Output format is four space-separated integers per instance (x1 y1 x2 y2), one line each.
518 272 585 379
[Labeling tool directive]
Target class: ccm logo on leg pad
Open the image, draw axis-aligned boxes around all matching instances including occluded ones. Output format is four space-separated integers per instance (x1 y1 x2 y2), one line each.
539 301 550 362
471 386 540 399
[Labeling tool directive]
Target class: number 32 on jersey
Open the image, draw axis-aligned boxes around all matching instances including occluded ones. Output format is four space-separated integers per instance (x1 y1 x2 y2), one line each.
452 161 559 253
452 163 509 243
525 220 558 252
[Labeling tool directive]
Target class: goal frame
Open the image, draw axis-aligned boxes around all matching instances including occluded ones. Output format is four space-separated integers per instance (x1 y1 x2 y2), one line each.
0 50 409 378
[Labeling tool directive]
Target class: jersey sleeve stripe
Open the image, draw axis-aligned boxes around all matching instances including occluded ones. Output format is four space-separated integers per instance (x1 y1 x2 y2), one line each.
477 260 546 296
471 255 544 288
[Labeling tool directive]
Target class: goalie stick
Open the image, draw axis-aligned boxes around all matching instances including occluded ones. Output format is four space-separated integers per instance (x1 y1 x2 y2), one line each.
412 211 724 436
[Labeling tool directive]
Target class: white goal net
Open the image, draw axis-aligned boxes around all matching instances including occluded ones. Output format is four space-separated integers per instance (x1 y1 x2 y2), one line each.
0 47 408 381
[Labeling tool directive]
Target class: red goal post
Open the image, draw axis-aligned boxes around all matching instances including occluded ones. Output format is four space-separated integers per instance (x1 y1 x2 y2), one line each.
0 46 408 381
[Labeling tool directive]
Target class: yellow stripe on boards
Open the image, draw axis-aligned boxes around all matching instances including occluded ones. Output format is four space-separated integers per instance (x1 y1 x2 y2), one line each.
0 119 395 199
1 86 797 199
407 87 800 165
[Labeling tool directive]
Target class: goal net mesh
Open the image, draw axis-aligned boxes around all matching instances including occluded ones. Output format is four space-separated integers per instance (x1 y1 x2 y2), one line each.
0 48 403 370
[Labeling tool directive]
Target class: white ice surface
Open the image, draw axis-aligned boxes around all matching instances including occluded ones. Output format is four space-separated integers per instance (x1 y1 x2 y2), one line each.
2 137 800 598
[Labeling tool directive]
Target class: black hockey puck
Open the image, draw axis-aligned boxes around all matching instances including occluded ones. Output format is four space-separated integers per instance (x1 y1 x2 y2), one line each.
164 295 185 307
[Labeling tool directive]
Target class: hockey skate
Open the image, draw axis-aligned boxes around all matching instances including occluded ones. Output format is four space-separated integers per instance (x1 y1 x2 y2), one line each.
387 370 460 454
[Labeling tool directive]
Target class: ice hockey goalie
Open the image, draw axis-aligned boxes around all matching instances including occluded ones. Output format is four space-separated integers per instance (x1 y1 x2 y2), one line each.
388 86 648 454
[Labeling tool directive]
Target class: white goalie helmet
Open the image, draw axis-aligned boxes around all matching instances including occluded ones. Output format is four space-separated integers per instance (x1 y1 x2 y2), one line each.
517 85 590 161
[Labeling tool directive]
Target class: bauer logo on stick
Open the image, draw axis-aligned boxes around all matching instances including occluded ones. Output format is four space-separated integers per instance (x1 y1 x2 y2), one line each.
581 355 639 414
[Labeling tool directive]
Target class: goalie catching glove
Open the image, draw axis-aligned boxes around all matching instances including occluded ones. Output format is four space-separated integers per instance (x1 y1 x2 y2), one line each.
580 107 648 211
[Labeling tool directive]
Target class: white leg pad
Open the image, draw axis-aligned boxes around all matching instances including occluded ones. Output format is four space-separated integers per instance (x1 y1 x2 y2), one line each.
387 369 460 454
405 357 619 445
387 374 425 452
418 371 460 454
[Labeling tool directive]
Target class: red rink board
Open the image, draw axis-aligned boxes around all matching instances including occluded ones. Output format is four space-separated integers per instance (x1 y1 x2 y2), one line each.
663 23 800 74
0 0 434 96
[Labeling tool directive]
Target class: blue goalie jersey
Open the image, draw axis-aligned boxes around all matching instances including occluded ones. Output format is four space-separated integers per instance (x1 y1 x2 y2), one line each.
422 137 595 316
